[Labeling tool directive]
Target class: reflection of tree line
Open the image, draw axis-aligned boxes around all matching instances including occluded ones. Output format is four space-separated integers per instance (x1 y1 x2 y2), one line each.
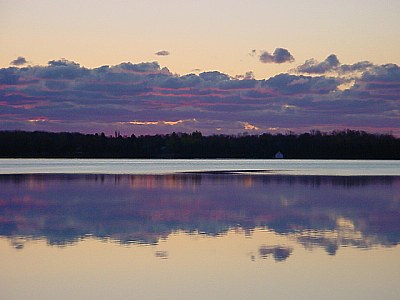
1 173 396 188
0 175 399 254
1 130 399 158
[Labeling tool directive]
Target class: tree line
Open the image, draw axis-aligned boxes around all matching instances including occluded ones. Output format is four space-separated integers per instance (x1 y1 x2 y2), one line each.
0 130 399 159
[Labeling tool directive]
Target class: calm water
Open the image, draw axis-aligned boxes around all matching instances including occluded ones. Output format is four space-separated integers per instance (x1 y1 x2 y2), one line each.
0 160 399 299
1 158 400 175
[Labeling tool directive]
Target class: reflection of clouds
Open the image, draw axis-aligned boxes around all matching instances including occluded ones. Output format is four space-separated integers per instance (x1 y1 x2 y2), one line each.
92 174 204 190
292 217 390 255
10 237 27 250
242 176 254 188
0 174 399 252
129 175 202 190
258 245 293 262
154 250 168 259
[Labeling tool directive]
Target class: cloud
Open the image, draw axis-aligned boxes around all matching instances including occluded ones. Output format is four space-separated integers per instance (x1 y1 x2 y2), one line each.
159 74 202 89
296 54 340 74
249 49 257 57
259 48 294 64
48 59 79 67
119 119 196 126
10 56 28 66
265 73 340 94
28 59 90 80
361 63 400 82
155 50 170 56
199 71 230 82
339 61 374 74
240 121 260 130
117 61 163 73
0 68 20 84
244 71 255 79
218 79 257 89
27 117 50 123
343 64 400 101
124 121 159 125
296 55 375 77
0 58 399 136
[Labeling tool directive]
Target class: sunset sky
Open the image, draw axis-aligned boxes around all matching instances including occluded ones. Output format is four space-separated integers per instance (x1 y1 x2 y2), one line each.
1 0 400 135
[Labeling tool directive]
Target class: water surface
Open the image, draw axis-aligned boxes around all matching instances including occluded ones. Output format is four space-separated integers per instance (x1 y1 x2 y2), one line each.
0 173 399 299
1 158 399 175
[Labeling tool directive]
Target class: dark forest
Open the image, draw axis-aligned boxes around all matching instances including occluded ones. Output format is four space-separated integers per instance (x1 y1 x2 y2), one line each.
0 130 399 159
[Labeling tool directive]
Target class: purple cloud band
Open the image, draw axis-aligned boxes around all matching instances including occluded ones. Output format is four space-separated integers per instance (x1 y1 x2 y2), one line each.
0 57 399 135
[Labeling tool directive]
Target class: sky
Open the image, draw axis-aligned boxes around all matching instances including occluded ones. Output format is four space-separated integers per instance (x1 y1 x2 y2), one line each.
1 0 400 135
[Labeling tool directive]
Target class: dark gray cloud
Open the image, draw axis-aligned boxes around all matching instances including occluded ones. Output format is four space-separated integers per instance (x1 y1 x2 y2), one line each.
265 73 340 94
155 50 170 56
199 71 230 82
296 54 340 74
10 56 28 66
0 68 20 84
48 59 80 67
244 71 254 79
325 54 340 67
259 48 294 64
44 80 70 90
259 52 274 63
339 61 374 73
297 55 376 76
361 63 400 82
159 74 202 89
117 61 163 73
33 59 90 80
218 79 257 90
273 48 295 64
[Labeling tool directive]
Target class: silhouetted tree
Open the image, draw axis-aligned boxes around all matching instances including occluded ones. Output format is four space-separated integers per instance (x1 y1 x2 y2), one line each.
0 130 399 159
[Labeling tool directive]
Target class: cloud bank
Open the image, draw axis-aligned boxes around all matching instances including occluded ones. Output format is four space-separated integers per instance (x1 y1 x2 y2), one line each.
0 57 399 135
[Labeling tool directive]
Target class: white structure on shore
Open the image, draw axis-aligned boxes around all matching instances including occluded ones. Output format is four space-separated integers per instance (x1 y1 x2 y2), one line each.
274 151 284 159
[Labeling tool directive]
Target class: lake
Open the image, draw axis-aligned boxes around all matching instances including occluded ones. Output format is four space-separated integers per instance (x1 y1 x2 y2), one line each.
1 158 400 175
0 159 399 299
